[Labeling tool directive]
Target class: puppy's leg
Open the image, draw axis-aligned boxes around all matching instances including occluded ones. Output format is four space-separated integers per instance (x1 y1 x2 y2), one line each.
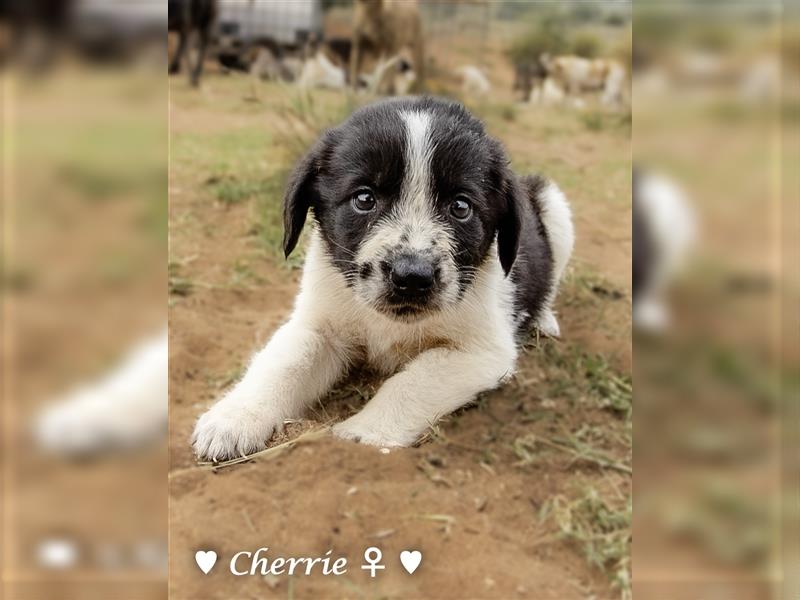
192 320 349 460
535 179 575 337
333 346 515 447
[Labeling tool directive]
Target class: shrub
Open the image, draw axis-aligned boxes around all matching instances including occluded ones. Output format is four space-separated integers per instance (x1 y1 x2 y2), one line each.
570 32 604 59
605 11 628 27
506 15 568 66
690 24 736 52
569 3 602 23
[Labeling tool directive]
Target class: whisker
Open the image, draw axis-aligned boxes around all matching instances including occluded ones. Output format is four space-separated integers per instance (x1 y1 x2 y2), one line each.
325 238 358 258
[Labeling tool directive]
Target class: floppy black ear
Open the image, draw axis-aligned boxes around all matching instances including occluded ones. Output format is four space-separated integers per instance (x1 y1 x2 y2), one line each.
282 136 329 258
496 172 524 276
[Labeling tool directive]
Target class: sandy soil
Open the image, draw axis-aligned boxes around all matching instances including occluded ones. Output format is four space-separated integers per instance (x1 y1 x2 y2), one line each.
168 65 631 600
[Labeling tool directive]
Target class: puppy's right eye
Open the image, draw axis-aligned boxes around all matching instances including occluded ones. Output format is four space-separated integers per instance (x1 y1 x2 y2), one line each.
352 190 376 213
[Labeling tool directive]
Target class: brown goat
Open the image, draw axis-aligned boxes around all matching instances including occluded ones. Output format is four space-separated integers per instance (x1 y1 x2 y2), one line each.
350 0 425 91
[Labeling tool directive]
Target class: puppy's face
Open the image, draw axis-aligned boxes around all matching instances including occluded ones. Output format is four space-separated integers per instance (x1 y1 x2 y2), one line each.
283 98 522 321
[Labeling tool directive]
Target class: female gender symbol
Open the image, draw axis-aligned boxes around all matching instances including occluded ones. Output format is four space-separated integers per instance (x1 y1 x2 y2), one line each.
361 546 385 577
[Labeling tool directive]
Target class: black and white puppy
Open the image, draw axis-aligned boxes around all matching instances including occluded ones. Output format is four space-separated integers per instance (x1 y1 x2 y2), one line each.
192 97 574 459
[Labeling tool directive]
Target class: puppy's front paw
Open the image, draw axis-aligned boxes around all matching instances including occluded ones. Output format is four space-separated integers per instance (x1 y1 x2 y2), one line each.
332 413 419 448
536 308 561 338
191 400 281 461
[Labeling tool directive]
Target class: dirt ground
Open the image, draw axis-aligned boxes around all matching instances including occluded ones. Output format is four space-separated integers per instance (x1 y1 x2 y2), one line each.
168 59 631 599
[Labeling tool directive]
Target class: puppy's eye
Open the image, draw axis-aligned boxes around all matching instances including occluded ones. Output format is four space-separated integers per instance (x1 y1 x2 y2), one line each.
449 197 472 221
352 190 376 213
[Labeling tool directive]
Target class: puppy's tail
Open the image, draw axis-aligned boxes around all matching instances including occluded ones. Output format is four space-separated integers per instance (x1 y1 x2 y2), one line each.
522 175 575 285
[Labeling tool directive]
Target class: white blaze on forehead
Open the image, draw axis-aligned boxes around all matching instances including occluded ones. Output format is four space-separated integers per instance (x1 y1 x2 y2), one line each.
398 110 434 218
355 109 454 266
394 109 444 252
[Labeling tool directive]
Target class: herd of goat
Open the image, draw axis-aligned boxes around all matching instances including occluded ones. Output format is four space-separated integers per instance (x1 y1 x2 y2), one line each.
169 0 628 107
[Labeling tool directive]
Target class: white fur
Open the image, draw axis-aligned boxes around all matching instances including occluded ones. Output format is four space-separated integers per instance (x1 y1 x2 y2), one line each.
35 331 167 456
634 171 695 331
399 110 434 214
192 230 518 457
535 181 575 337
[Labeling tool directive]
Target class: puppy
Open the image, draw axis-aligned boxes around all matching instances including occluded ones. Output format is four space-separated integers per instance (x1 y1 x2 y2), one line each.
192 97 574 459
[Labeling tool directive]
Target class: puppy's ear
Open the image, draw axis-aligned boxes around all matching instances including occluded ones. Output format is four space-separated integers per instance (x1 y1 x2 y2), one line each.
496 172 524 276
282 133 333 258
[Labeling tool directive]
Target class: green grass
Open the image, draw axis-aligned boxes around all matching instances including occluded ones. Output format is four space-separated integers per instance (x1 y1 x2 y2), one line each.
171 127 271 175
513 337 632 599
662 479 771 566
524 340 632 420
229 258 266 287
583 354 633 419
207 364 246 393
570 31 605 58
580 109 632 132
512 430 630 474
541 489 632 600
205 173 279 207
581 111 605 131
171 89 354 265
562 268 628 311
252 168 294 263
469 100 519 124
506 13 569 66
168 260 193 297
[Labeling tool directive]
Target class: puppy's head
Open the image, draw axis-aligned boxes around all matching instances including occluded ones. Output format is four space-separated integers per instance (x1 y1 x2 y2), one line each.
283 97 523 321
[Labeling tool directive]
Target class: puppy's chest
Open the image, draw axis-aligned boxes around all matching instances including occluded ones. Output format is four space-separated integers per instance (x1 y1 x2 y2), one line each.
358 325 456 374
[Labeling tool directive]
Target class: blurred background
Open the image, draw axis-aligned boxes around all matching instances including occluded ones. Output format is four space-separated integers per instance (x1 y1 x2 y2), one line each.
2 1 167 599
632 2 796 600
1 1 797 599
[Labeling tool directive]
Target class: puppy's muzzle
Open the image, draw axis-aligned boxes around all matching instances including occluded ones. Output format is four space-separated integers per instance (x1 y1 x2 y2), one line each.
384 253 437 305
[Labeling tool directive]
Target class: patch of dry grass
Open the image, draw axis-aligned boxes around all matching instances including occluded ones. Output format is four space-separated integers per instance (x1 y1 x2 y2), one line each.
540 488 632 600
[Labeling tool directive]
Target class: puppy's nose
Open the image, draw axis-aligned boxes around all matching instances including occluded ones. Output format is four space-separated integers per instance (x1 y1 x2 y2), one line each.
390 255 435 295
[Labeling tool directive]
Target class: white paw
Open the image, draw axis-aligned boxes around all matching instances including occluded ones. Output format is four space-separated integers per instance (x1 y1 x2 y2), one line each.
332 413 419 448
536 308 561 337
191 399 282 461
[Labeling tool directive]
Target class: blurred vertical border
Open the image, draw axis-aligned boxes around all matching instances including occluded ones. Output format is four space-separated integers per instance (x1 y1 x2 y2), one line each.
632 1 798 599
2 1 168 599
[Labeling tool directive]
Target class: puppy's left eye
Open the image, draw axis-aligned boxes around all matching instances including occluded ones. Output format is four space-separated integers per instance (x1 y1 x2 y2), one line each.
352 190 376 213
449 197 472 221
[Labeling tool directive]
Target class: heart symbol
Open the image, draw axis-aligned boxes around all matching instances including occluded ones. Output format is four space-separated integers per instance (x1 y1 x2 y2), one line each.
195 550 217 574
399 550 422 574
